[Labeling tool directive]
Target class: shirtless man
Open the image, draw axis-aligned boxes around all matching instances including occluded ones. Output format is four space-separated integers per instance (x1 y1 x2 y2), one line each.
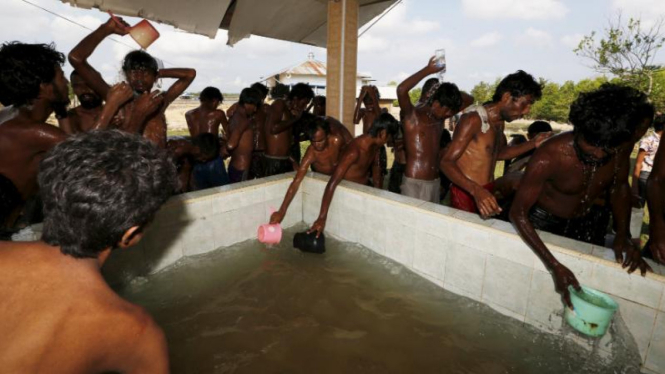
60 71 103 134
308 113 399 236
354 85 387 185
398 58 474 203
647 119 665 264
0 42 69 236
0 130 176 373
225 87 261 183
69 16 196 148
168 133 222 192
265 83 314 176
249 82 270 179
298 112 354 145
269 117 346 224
441 70 549 218
312 95 326 116
185 87 229 189
510 84 653 307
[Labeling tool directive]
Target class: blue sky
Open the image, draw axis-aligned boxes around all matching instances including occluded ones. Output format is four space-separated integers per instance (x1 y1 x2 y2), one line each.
2 0 664 93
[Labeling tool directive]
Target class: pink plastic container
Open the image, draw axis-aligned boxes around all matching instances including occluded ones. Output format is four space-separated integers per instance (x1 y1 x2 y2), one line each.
258 224 282 244
108 11 160 49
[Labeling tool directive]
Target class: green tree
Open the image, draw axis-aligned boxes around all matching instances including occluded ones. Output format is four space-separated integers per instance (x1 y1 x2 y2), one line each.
470 81 493 105
574 14 665 95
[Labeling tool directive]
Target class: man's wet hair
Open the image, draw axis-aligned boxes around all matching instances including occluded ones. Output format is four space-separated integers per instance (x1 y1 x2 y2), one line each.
122 50 158 73
569 83 652 149
239 87 263 106
492 70 542 103
527 121 552 136
429 82 463 112
421 78 440 101
200 86 223 102
0 42 65 107
288 83 315 101
369 112 399 138
192 133 219 159
653 114 665 132
250 82 269 98
306 116 331 140
39 130 177 259
271 83 290 99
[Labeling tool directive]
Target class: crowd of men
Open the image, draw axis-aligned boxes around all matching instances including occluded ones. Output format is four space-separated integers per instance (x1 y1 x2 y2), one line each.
1 15 665 371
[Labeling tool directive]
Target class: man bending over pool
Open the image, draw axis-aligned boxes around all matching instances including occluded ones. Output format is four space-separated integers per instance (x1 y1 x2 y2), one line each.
308 113 399 237
0 130 177 373
270 116 347 224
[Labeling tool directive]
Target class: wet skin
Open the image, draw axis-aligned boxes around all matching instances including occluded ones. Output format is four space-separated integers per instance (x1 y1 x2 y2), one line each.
265 96 310 158
0 66 68 202
226 104 256 171
63 74 103 134
308 131 389 236
69 17 195 148
269 129 346 224
323 116 354 145
354 85 381 134
0 240 168 374
185 100 229 138
509 132 652 308
167 138 214 192
397 58 473 182
441 92 550 218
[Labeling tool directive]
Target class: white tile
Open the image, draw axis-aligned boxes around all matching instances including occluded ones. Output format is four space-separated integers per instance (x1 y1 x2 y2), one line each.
444 243 487 299
212 213 235 248
303 193 319 225
211 192 242 215
237 204 266 242
152 202 193 228
646 311 665 373
451 208 494 227
302 177 326 197
414 269 445 288
552 252 595 285
412 231 448 282
525 316 563 335
661 286 665 312
592 263 665 310
448 222 493 253
384 222 416 267
487 302 526 322
615 297 658 362
415 211 455 241
364 217 387 256
238 187 265 209
526 270 565 329
180 217 217 256
264 180 290 201
385 201 421 229
482 255 533 316
337 207 364 243
590 245 619 263
487 232 536 268
539 231 594 256
443 283 483 303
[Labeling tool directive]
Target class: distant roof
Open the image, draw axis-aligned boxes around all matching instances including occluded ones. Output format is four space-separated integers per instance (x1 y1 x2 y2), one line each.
263 53 371 80
356 86 397 100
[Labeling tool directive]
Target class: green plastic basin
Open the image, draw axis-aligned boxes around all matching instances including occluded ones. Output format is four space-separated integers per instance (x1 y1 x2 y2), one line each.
564 286 618 337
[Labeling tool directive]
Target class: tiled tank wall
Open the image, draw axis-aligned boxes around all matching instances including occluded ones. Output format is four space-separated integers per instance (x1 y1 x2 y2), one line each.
301 173 665 374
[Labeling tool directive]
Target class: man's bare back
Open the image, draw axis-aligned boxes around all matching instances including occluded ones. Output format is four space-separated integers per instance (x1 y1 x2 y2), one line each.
0 241 168 374
186 106 227 137
227 105 254 172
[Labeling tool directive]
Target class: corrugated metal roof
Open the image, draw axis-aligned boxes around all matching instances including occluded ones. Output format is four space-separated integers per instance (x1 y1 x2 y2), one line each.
265 56 371 79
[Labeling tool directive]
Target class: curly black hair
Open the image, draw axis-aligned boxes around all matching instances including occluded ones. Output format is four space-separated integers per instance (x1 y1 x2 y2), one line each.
569 83 651 149
429 82 463 112
369 112 399 139
39 130 178 258
270 83 290 99
492 70 542 103
0 42 65 107
122 50 158 73
239 87 262 106
306 116 331 140
250 82 269 98
200 86 223 102
288 83 314 101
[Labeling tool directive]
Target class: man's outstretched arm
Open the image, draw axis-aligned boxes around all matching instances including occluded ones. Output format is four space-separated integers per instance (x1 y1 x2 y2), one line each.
308 149 358 237
397 57 443 117
270 147 315 224
69 17 128 98
509 150 580 308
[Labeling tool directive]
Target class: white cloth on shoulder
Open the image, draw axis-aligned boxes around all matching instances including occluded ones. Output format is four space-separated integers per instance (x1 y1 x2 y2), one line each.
463 105 490 134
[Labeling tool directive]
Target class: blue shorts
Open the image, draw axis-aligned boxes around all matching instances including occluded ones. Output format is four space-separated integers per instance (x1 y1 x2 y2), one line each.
192 157 229 190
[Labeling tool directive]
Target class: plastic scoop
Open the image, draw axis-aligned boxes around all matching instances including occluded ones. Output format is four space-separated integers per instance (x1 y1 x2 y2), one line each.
108 11 160 49
258 206 282 244
564 286 618 337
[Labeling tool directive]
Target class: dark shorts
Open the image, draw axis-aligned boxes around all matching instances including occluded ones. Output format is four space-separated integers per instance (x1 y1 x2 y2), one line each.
529 205 610 246
249 151 266 180
228 165 249 184
637 171 650 207
0 174 22 238
388 161 406 194
264 156 293 177
379 146 387 176
192 156 229 190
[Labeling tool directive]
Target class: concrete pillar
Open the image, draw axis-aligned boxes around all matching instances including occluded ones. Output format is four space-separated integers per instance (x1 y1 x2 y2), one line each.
326 0 358 134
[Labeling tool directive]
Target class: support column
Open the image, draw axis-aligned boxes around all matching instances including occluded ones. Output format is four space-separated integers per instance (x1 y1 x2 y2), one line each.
326 0 358 134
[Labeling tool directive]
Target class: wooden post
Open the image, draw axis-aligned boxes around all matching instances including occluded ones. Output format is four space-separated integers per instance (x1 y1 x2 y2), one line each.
326 0 358 134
